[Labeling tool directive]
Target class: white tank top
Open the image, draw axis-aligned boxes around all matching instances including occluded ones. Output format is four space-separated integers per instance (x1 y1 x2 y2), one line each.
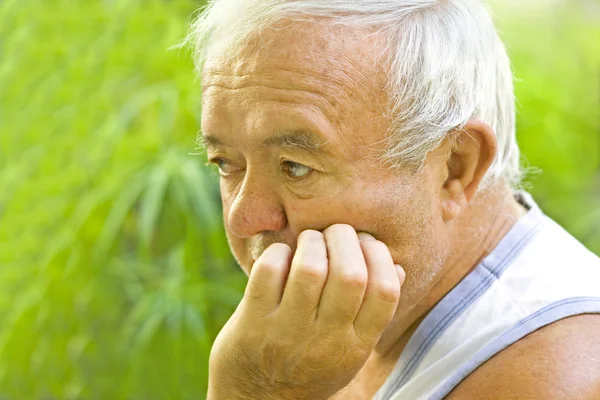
373 192 600 400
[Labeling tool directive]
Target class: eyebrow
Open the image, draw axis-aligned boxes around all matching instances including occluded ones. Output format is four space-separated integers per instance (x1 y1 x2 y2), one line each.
261 129 329 154
197 129 330 155
196 132 222 150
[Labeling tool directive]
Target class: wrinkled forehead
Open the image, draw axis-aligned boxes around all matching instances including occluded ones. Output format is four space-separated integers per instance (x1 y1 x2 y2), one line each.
201 19 389 110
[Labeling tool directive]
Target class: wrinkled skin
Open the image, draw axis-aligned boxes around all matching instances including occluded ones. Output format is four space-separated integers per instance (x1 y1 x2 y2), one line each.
202 22 447 307
209 228 404 399
200 20 516 400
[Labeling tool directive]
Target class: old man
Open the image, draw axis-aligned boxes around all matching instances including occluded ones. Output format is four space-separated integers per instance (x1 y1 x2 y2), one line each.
186 0 600 398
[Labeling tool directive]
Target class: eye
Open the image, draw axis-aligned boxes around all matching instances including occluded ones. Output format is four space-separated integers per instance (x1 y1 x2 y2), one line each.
281 160 313 179
209 158 241 176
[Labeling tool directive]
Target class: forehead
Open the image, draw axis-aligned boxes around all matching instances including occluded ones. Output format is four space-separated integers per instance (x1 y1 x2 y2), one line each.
201 20 391 155
202 19 388 112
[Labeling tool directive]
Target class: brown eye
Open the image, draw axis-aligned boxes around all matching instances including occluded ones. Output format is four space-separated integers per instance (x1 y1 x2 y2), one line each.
282 161 313 179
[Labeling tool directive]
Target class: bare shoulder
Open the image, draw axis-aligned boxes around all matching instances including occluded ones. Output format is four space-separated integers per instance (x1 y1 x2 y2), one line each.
445 314 600 400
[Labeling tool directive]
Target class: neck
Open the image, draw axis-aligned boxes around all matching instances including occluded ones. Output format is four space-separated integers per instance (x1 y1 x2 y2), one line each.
372 185 528 362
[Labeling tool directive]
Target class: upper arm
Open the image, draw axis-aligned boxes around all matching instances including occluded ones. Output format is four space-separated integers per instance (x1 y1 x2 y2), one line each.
445 314 600 400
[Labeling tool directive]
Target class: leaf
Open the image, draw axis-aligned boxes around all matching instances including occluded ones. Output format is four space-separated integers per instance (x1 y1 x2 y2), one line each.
179 158 219 229
94 170 147 260
137 164 170 255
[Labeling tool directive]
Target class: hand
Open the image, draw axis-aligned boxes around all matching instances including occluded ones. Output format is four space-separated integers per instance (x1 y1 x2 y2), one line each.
207 224 406 400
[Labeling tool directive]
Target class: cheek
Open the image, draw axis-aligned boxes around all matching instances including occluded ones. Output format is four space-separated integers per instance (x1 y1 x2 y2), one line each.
284 174 404 233
220 181 232 218
284 196 370 234
357 179 442 258
220 183 233 231
219 177 244 226
219 181 250 271
370 185 449 300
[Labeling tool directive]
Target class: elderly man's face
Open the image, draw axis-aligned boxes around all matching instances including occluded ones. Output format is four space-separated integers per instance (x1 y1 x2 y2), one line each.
201 21 449 303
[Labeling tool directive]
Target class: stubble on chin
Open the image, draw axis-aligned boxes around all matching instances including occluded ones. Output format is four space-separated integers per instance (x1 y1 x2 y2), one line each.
400 254 445 305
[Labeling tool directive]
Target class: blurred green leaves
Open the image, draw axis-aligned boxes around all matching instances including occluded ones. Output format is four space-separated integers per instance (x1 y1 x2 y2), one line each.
494 1 600 253
0 0 244 398
0 0 598 399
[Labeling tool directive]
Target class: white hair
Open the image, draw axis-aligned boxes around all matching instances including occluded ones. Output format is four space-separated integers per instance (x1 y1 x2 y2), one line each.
183 0 521 187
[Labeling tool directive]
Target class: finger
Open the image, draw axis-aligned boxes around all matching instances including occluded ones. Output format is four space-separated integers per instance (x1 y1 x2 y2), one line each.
359 233 406 288
279 230 328 320
243 243 292 315
357 232 377 242
318 224 368 326
396 264 406 286
353 239 402 344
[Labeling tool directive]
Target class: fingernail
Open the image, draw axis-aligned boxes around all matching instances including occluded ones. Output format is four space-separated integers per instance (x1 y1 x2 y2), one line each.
357 232 376 242
395 264 406 285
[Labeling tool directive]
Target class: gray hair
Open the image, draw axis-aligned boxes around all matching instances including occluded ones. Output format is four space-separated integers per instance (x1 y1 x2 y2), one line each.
183 0 521 187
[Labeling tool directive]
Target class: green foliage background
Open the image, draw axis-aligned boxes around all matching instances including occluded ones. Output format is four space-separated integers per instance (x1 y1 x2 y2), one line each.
0 0 598 398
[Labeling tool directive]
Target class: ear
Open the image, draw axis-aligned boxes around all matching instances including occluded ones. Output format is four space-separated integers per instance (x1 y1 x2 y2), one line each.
435 119 498 222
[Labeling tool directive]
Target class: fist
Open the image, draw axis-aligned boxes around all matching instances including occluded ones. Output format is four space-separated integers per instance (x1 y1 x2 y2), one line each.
207 224 406 400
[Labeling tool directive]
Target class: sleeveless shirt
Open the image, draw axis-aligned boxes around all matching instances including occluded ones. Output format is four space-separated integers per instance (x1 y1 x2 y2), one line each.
373 192 600 400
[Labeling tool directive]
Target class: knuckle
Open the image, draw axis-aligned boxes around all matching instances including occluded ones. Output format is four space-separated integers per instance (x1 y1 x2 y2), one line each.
354 327 379 349
295 261 327 282
256 244 292 268
341 340 370 364
253 258 281 274
372 282 401 304
340 271 368 289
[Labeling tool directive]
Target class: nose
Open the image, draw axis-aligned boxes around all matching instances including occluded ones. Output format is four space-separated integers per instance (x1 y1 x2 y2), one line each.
226 177 287 238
